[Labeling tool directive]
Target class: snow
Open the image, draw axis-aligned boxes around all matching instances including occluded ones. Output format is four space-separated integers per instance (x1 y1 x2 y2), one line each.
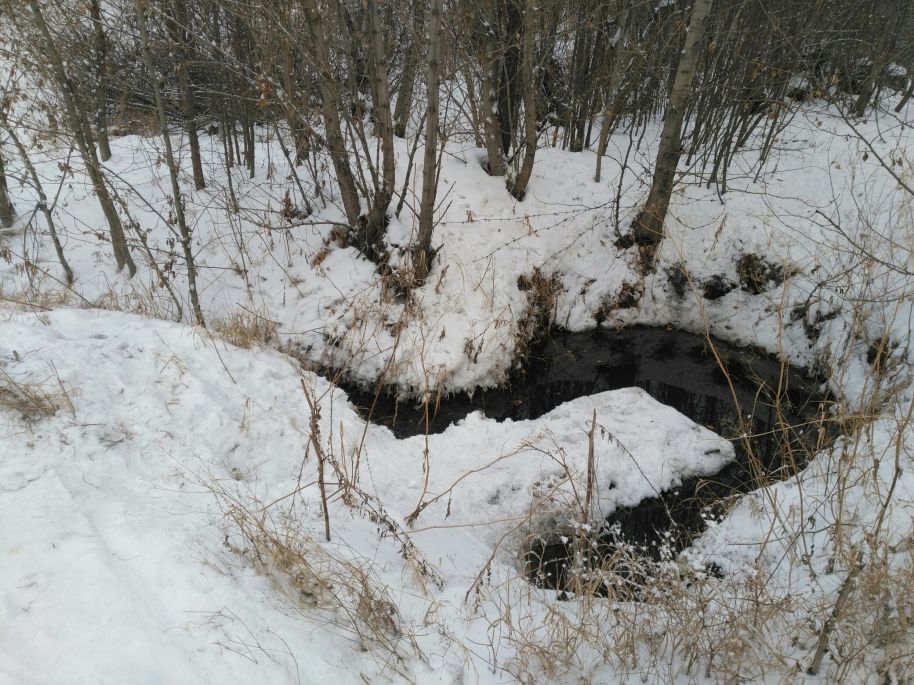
1 56 914 681
0 307 735 683
3 97 910 404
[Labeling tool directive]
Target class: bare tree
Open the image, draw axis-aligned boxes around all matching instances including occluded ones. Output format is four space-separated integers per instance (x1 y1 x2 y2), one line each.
1 123 74 285
594 1 630 183
26 0 136 276
364 0 396 240
393 0 424 138
135 0 205 325
298 0 364 240
508 0 537 200
632 0 714 247
89 0 112 162
277 35 312 165
414 0 442 283
168 0 206 190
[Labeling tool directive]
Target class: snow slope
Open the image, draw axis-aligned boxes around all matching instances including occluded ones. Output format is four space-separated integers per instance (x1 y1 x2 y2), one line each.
2 51 913 680
1 94 910 401
1 307 736 684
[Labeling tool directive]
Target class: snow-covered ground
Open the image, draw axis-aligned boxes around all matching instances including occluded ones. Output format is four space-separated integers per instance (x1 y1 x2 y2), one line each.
1 307 736 683
3 97 910 395
2 85 914 682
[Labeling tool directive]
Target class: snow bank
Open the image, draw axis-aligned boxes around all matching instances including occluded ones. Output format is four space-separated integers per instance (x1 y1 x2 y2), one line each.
1 307 736 683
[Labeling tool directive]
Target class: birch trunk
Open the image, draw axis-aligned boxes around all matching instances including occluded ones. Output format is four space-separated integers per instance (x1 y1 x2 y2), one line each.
632 0 713 246
414 0 442 283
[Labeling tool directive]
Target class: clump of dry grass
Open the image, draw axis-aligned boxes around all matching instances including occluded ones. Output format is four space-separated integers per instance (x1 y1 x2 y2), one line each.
515 267 561 356
201 379 453 678
211 481 420 674
0 283 77 312
212 309 279 348
0 365 73 421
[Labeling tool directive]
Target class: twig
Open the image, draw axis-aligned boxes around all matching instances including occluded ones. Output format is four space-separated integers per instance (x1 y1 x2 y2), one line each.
301 378 332 542
807 547 863 675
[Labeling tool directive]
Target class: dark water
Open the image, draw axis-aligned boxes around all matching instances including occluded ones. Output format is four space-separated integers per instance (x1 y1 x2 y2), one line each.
343 326 832 592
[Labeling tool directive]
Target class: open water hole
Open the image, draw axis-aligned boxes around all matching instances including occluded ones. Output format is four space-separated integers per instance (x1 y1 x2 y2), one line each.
342 326 833 592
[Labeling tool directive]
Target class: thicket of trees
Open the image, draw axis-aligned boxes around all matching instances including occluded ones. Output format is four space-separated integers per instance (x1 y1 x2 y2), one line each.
1 0 912 304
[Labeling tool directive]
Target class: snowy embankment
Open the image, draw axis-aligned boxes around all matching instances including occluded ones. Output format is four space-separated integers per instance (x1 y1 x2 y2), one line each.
1 98 911 396
1 91 913 682
1 307 735 683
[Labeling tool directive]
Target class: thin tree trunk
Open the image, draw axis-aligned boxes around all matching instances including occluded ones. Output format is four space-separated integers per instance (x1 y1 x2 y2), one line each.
364 0 395 251
853 0 893 119
273 120 313 216
395 108 426 218
0 149 15 228
463 71 485 148
807 549 863 675
895 77 914 112
632 0 713 246
595 8 629 183
28 0 135 276
393 0 424 138
393 53 416 139
496 0 524 156
414 0 442 283
172 0 205 189
4 127 73 285
135 0 205 326
509 0 537 200
568 28 594 153
231 117 241 166
482 36 505 176
182 75 205 189
90 0 112 161
853 44 889 118
279 40 311 163
243 115 255 178
299 0 363 230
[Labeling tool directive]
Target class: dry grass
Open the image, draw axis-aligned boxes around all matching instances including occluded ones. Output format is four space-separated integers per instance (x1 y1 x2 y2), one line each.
515 267 562 357
201 378 456 679
211 308 279 348
210 479 422 677
0 365 73 421
0 284 76 312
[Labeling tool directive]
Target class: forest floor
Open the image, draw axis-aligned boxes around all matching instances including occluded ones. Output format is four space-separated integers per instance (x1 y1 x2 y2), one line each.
2 96 914 683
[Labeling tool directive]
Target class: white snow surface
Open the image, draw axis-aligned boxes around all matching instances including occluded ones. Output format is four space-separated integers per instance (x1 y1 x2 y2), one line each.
3 94 911 400
1 57 914 682
1 307 734 684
